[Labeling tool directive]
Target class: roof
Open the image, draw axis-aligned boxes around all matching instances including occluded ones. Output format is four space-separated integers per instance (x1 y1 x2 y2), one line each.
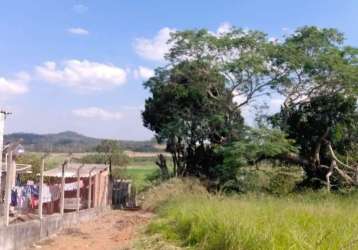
42 163 108 178
1 163 32 174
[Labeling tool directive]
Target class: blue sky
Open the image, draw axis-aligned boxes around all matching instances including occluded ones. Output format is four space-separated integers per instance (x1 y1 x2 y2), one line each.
0 0 357 140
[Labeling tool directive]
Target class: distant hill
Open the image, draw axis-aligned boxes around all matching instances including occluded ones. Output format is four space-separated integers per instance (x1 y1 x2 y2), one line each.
4 131 160 153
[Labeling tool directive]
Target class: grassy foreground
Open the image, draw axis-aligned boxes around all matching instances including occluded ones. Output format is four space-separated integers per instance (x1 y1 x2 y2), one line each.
141 179 358 250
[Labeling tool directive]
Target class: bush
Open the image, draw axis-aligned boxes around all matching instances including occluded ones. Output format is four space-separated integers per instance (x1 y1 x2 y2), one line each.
267 171 300 195
221 165 302 195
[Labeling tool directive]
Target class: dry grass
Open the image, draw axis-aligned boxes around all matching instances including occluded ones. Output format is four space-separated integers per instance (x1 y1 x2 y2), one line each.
139 178 208 212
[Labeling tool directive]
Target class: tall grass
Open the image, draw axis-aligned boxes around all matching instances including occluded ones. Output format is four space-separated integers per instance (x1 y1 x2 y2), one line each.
146 188 358 249
140 178 208 212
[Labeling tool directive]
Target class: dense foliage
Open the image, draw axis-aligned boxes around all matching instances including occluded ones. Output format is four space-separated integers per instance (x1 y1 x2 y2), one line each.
143 25 357 190
143 60 244 181
271 94 357 188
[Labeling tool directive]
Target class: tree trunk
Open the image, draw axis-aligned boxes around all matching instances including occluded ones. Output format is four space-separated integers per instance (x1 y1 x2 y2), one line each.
156 154 169 180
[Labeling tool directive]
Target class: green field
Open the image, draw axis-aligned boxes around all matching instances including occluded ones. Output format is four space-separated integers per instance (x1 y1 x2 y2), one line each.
114 156 161 192
141 180 358 250
49 153 161 192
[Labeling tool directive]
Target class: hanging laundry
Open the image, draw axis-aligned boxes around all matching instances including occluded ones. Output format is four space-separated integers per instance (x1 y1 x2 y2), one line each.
27 180 34 185
30 196 38 209
11 188 17 206
15 186 25 209
64 180 84 191
23 184 38 198
41 184 52 203
49 185 61 201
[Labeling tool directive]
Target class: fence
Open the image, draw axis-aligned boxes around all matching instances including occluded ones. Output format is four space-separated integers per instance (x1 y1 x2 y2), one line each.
112 180 137 209
0 206 108 250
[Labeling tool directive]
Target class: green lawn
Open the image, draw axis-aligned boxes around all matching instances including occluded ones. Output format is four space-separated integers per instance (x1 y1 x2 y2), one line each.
123 167 158 192
114 156 161 192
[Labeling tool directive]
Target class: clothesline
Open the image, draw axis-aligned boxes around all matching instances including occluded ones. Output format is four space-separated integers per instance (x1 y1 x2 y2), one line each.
11 180 87 211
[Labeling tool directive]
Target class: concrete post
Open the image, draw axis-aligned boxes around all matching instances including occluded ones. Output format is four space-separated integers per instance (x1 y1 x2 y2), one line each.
38 159 44 219
4 151 12 226
60 162 66 216
93 173 99 208
104 174 108 206
5 154 7 171
0 112 5 197
76 165 84 212
88 167 96 209
107 166 112 207
97 173 101 207
88 175 92 209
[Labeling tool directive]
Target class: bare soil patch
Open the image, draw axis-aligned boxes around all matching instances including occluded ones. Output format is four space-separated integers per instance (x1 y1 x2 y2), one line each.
30 210 153 250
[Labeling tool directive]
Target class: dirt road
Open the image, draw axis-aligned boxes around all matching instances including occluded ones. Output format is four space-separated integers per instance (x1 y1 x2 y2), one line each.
31 210 153 250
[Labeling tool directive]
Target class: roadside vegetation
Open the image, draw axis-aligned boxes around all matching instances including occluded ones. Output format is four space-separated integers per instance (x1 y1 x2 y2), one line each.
148 191 358 250
135 179 358 250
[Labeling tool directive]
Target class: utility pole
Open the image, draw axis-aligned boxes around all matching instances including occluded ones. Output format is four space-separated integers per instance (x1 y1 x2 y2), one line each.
4 151 12 225
38 153 49 220
3 141 24 225
76 164 85 212
0 110 11 199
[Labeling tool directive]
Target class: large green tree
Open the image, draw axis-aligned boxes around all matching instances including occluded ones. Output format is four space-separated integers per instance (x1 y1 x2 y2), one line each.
271 94 357 189
143 27 283 183
268 27 358 188
167 28 280 110
272 26 358 106
143 60 244 180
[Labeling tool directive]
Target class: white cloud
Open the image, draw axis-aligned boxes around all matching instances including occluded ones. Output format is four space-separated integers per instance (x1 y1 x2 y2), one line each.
67 27 89 35
134 27 175 61
36 60 127 91
0 72 30 96
133 66 154 80
208 22 234 37
133 23 237 61
73 4 88 14
216 22 233 35
121 105 143 111
72 107 123 120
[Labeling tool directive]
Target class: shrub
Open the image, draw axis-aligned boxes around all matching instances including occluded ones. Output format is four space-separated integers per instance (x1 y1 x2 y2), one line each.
221 165 302 195
267 171 300 195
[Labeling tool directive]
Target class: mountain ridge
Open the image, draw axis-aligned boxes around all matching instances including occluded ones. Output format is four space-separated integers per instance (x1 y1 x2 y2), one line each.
4 131 158 153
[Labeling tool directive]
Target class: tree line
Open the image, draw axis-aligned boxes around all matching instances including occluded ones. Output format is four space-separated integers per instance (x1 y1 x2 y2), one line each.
142 26 358 191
